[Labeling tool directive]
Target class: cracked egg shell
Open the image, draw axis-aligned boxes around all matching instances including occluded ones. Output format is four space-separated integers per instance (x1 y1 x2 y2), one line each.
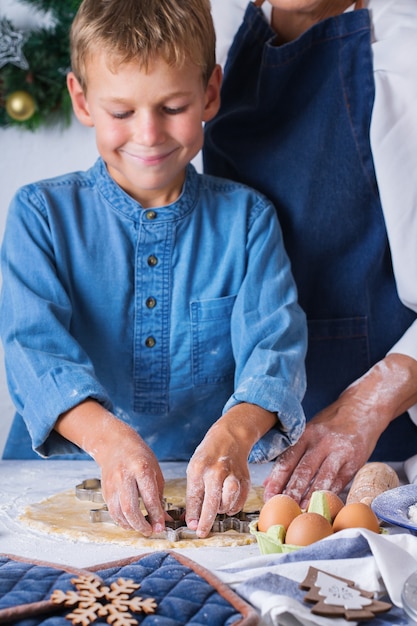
308 490 345 522
257 494 302 532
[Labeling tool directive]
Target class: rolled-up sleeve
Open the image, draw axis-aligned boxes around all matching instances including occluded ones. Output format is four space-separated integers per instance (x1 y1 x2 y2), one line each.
223 197 307 461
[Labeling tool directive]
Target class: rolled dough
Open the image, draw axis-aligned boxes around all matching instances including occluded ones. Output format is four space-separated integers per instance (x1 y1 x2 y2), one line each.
19 478 264 549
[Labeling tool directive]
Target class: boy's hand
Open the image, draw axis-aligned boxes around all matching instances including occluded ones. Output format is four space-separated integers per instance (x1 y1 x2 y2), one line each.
185 435 251 538
55 400 166 535
98 431 167 536
185 404 276 537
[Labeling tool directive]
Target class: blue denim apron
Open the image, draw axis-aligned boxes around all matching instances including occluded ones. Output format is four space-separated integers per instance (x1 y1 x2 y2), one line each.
203 3 417 460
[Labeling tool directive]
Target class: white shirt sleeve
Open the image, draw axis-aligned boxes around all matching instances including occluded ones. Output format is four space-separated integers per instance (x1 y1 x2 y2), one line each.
211 0 247 67
369 0 417 362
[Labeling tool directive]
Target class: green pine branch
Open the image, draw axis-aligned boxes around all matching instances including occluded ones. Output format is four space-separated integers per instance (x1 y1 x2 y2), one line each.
0 0 81 130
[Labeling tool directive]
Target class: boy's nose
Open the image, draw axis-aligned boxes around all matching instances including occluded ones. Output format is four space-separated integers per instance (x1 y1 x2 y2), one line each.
135 112 164 146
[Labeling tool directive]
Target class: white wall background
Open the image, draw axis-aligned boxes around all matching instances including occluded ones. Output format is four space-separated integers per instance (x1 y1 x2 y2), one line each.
0 0 245 456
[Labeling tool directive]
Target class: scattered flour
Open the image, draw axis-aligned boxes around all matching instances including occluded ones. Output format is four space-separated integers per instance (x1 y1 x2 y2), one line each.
408 503 417 523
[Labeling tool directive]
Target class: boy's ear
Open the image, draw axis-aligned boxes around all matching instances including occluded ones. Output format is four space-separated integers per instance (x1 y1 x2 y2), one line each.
67 71 94 127
203 64 222 123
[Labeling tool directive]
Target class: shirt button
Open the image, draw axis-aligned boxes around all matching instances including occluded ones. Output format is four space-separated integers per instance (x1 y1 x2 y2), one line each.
146 297 157 309
147 255 158 267
145 210 157 220
145 336 156 348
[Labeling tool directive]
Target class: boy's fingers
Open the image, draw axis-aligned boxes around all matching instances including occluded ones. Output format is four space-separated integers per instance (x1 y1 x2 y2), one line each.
105 473 166 535
141 496 166 535
221 474 249 516
138 475 166 534
185 478 205 531
105 488 153 536
196 494 221 538
186 478 223 538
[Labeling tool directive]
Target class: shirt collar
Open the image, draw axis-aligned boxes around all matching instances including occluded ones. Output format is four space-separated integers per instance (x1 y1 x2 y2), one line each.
93 158 199 222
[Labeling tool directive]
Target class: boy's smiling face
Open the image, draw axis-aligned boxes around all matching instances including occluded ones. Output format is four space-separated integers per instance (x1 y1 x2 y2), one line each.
68 55 221 208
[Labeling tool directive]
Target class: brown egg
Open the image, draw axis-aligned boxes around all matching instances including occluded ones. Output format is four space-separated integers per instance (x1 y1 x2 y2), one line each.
332 502 380 533
257 494 302 532
285 512 333 546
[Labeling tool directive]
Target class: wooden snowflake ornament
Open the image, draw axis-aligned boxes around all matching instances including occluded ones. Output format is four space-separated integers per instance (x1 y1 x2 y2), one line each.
300 567 392 621
50 574 157 626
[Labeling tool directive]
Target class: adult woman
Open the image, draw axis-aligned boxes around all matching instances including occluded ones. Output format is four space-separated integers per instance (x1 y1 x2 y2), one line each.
204 0 417 505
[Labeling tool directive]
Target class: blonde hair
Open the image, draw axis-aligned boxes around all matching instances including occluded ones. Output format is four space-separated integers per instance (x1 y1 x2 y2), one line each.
70 0 216 92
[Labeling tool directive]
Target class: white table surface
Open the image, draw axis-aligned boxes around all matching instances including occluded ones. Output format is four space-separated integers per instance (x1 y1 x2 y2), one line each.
0 459 273 571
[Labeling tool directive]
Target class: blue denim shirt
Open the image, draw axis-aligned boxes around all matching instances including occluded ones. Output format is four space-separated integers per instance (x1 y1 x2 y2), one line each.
0 159 306 461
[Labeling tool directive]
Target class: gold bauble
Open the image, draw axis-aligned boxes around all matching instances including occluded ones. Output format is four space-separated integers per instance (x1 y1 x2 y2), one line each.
5 90 36 122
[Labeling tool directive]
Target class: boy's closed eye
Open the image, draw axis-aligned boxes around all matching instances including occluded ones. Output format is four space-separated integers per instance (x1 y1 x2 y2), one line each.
163 106 188 115
111 105 188 120
112 110 134 119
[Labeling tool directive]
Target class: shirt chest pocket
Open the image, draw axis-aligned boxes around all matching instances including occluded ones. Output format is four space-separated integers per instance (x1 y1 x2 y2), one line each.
190 295 237 385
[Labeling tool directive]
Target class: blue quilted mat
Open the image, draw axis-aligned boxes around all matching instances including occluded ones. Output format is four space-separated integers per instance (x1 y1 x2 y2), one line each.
0 551 259 625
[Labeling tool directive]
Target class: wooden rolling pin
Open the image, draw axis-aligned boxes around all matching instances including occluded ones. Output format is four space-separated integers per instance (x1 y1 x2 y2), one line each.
346 462 400 506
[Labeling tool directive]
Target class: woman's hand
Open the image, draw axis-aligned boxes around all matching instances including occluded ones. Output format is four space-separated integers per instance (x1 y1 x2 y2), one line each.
185 403 277 537
55 400 166 535
263 354 417 508
269 0 356 43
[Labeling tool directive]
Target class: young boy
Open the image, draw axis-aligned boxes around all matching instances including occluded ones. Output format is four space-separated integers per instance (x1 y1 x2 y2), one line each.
0 0 306 539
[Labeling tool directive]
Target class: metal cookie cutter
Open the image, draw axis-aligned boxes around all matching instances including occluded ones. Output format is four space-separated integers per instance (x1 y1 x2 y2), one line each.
75 478 169 524
147 508 260 542
76 478 132 524
75 478 260 541
159 507 198 542
75 478 105 503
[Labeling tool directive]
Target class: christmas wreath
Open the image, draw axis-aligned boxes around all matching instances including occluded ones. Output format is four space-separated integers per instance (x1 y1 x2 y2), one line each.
0 0 82 130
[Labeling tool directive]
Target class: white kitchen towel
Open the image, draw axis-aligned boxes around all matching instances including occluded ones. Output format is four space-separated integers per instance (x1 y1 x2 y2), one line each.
216 528 417 626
